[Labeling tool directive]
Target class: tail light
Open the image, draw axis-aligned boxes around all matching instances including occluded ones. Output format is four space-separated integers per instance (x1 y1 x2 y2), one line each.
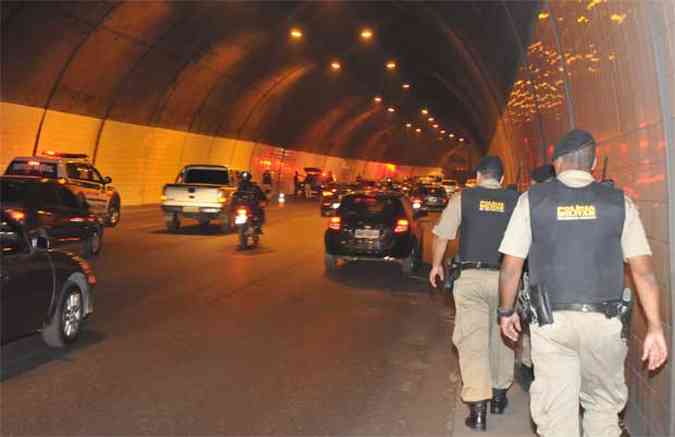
412 199 422 209
6 209 26 223
322 191 333 197
217 189 229 203
394 219 409 233
235 208 249 224
328 216 341 231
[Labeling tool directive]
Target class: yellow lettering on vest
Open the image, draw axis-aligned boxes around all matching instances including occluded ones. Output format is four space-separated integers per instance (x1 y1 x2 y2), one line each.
556 204 597 221
479 200 505 213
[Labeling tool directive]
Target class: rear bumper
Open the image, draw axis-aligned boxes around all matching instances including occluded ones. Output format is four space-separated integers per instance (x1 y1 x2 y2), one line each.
161 205 228 220
325 232 413 259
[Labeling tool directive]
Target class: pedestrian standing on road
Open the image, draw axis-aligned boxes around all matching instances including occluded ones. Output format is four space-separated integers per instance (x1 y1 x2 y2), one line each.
429 155 519 431
293 171 300 197
498 129 668 437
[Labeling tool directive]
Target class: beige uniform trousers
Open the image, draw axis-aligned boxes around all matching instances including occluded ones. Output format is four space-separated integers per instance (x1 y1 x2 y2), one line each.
530 312 628 437
452 269 514 402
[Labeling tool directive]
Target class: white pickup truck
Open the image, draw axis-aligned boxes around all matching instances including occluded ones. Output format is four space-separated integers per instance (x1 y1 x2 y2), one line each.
161 165 238 233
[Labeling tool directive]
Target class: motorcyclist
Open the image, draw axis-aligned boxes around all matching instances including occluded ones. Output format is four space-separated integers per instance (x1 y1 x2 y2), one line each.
232 171 266 232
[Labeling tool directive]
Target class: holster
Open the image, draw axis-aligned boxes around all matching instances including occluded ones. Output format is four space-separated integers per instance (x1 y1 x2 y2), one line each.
529 284 554 326
515 275 531 323
444 258 462 293
618 288 633 339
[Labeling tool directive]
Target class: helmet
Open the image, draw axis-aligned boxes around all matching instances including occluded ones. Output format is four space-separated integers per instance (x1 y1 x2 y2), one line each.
240 171 252 182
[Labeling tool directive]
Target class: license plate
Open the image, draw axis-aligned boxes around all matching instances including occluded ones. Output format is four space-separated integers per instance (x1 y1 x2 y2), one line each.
183 206 199 213
427 196 437 203
355 229 380 239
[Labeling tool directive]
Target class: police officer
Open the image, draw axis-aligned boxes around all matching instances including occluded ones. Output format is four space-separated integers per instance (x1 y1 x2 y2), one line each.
498 129 668 437
234 171 267 230
530 163 555 185
429 156 519 431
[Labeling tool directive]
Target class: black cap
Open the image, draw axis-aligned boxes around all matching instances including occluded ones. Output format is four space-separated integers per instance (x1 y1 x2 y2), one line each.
552 129 597 161
531 164 555 183
474 155 503 176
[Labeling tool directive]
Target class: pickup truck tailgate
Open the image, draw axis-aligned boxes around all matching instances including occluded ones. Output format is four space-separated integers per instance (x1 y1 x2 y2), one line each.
163 184 229 206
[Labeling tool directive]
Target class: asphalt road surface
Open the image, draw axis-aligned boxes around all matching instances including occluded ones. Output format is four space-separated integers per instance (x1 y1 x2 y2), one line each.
1 200 460 436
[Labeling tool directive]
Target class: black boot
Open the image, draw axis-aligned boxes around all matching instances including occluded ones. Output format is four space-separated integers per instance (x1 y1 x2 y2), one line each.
490 388 509 414
465 401 487 431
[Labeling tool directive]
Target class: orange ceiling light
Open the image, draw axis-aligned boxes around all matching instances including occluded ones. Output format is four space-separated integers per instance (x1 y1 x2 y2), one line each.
459 137 465 142
405 123 412 128
387 106 396 113
373 96 382 103
440 129 446 134
427 117 434 122
290 28 303 39
402 83 411 90
360 28 374 40
415 128 422 133
421 108 429 115
385 60 397 70
449 133 455 138
330 60 342 71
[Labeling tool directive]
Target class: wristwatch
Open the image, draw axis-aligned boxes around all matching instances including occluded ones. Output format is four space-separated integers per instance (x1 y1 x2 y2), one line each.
497 308 515 319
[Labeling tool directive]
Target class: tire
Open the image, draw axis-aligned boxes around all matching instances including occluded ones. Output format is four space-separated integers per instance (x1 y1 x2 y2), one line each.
238 225 248 250
106 198 121 227
83 226 103 258
42 283 84 348
166 214 180 232
401 256 415 275
324 253 338 272
199 220 210 231
222 217 231 234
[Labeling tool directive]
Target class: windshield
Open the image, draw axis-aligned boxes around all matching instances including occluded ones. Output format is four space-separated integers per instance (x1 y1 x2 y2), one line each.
339 195 403 218
5 160 58 178
184 168 229 185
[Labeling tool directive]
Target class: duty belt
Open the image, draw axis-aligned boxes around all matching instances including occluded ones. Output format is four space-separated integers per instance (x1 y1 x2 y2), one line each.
460 262 500 271
551 301 622 318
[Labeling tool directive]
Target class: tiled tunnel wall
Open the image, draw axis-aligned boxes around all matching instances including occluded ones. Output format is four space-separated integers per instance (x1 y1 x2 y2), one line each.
491 1 674 435
0 101 440 206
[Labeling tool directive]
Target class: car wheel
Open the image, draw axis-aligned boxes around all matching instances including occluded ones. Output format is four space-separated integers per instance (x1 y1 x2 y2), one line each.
42 283 84 348
166 214 180 232
324 253 338 272
83 226 103 258
199 219 210 231
238 225 249 250
222 217 231 234
106 199 121 227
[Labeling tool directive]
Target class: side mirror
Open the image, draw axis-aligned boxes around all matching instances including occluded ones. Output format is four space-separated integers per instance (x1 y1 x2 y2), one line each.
103 176 112 184
32 235 51 250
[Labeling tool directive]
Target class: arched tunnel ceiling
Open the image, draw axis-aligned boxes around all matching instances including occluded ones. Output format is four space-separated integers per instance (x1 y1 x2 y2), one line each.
1 1 538 167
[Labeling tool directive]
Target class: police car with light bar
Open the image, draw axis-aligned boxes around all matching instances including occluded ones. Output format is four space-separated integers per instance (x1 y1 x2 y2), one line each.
5 152 122 227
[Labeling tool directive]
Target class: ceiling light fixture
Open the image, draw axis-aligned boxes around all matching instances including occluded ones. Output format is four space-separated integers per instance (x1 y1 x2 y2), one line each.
428 117 435 122
387 107 396 113
402 83 411 90
459 137 465 142
421 109 429 115
433 124 439 129
405 123 412 128
290 28 303 39
360 28 374 40
330 61 342 71
440 130 446 134
385 60 397 70
449 133 455 138
373 96 382 103
415 128 422 133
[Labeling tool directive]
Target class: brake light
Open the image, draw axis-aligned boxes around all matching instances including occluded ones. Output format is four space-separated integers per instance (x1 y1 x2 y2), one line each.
28 160 40 166
237 208 248 217
328 216 341 230
322 191 333 197
6 209 26 223
394 219 409 233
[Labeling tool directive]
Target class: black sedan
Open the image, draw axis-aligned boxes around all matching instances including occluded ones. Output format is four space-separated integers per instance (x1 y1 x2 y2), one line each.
324 192 422 275
1 212 96 347
1 176 104 258
320 184 356 216
410 185 449 213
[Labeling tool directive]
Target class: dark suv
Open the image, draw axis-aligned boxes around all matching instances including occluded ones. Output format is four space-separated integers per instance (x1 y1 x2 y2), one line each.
410 185 449 212
324 192 422 275
0 176 103 258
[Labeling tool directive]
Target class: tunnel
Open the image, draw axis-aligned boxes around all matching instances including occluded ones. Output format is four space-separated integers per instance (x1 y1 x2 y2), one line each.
1 1 673 436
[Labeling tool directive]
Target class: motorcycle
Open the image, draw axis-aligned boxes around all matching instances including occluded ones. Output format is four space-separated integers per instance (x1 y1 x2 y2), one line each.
233 205 261 250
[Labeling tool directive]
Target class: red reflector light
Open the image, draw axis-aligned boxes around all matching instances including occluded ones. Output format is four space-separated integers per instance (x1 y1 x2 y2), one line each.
6 209 26 223
394 219 409 233
328 216 341 230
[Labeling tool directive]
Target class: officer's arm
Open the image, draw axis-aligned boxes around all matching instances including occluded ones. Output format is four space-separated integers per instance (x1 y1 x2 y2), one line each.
499 255 525 310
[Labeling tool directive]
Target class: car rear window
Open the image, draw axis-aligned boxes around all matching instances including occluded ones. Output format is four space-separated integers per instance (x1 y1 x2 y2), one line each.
184 168 230 185
340 195 403 218
5 160 58 178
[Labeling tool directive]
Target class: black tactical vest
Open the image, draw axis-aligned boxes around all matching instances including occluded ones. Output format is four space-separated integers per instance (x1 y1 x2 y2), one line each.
459 186 518 265
529 179 625 304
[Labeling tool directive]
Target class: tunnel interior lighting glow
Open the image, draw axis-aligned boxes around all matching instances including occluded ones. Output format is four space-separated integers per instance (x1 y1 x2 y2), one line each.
459 137 465 142
385 60 397 70
415 128 422 133
405 123 412 128
421 108 429 115
330 61 342 71
402 83 411 89
427 117 434 122
432 124 439 129
290 28 303 39
360 28 373 40
373 96 382 103
387 107 396 113
440 130 446 134
449 133 455 138
538 11 550 20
